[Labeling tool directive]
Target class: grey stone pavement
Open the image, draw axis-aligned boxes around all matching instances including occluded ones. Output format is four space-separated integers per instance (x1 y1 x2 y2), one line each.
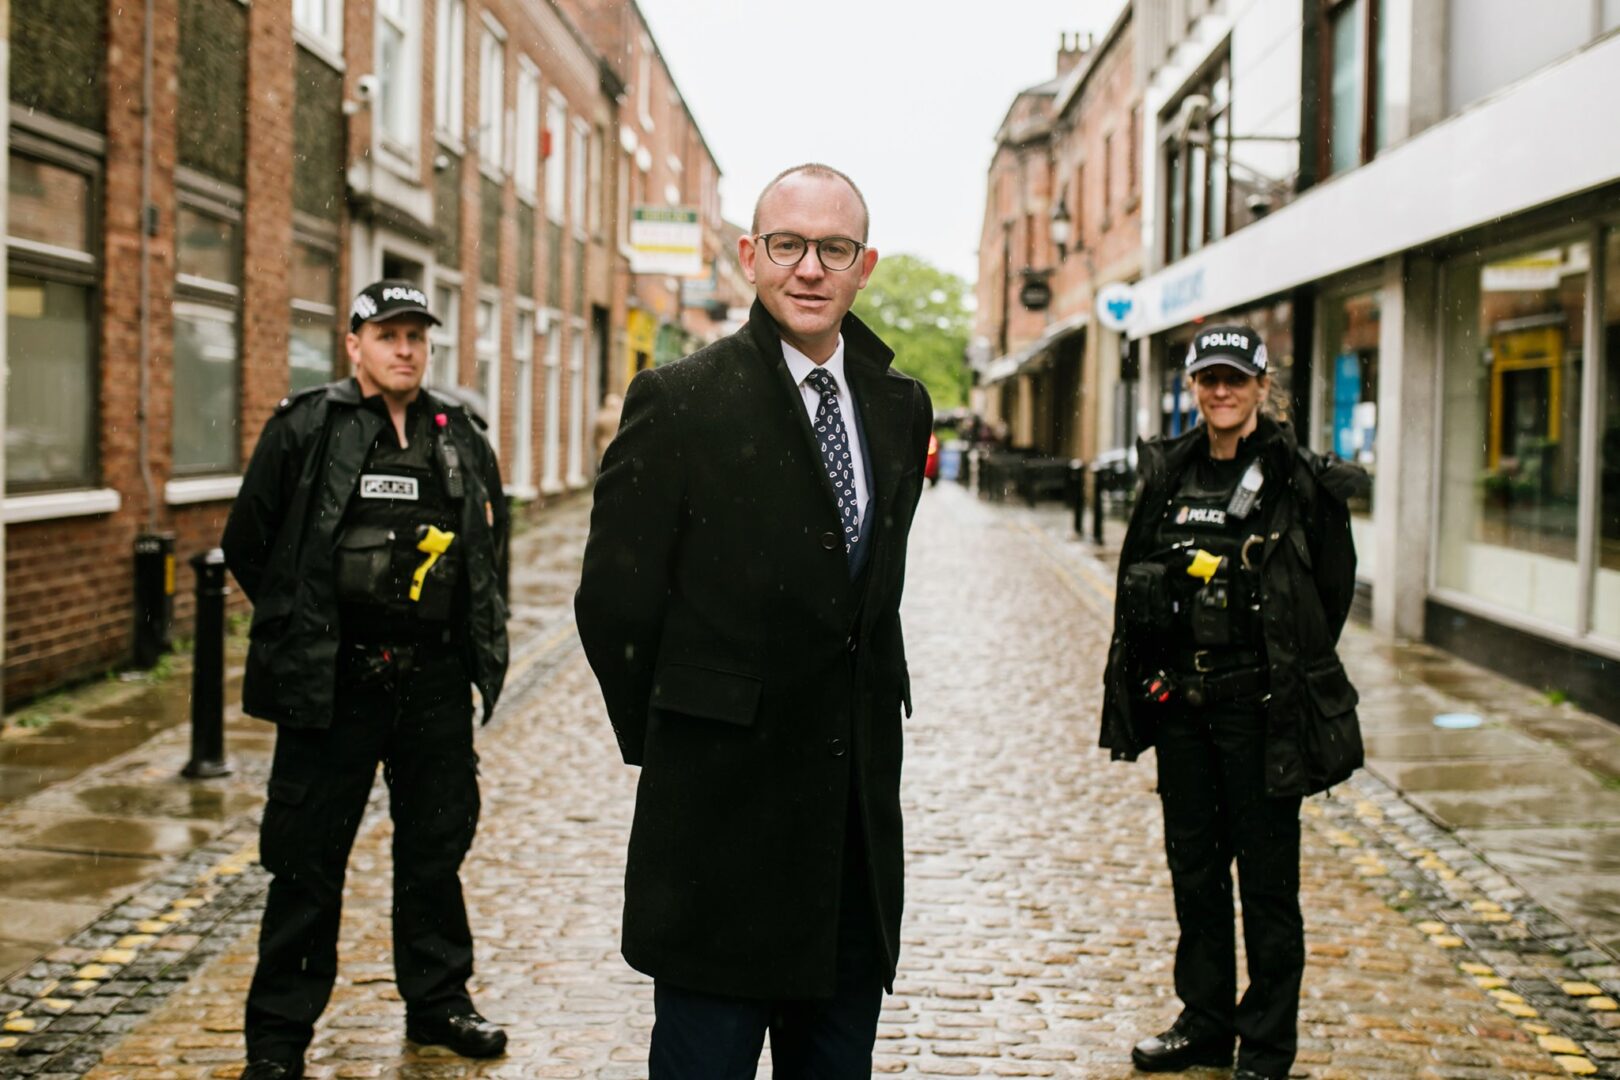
0 483 1616 1077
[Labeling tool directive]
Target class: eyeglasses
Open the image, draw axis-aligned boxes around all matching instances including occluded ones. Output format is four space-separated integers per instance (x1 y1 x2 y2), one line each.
756 232 866 272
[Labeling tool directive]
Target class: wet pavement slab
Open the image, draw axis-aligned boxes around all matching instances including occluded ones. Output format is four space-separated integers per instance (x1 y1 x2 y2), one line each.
0 485 1606 1078
2 487 1618 1077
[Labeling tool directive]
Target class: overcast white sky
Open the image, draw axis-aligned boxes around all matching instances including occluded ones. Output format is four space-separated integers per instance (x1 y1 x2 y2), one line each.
635 0 1129 287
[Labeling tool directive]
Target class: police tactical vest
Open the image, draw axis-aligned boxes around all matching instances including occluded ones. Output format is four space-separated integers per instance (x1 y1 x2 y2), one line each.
335 405 464 641
1151 452 1267 653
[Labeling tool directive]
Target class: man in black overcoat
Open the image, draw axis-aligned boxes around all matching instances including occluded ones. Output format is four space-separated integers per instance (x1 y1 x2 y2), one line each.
576 163 933 1077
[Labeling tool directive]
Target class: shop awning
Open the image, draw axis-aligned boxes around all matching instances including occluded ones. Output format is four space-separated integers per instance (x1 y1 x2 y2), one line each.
981 314 1088 386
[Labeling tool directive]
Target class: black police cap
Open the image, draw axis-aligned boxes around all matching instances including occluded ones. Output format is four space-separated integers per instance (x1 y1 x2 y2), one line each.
1185 323 1268 377
349 279 442 333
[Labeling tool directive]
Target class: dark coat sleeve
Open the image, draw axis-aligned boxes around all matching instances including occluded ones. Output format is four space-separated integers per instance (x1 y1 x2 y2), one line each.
470 420 510 599
574 368 685 766
1306 457 1364 645
221 410 304 605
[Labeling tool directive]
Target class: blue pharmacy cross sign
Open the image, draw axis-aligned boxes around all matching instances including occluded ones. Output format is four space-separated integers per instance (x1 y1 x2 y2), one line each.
1096 282 1136 332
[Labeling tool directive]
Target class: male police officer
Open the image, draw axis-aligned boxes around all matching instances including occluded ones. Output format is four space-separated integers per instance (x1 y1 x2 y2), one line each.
223 281 510 1079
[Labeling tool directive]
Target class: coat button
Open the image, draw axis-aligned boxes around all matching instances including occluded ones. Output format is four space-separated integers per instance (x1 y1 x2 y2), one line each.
821 532 839 550
828 737 846 757
847 635 858 653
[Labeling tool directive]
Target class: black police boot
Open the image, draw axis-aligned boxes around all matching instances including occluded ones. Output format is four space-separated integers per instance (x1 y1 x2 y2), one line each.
240 1061 302 1080
405 1010 507 1058
1130 1023 1234 1072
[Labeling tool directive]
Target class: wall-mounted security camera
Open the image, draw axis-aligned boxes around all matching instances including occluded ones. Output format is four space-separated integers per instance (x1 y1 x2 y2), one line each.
343 74 381 116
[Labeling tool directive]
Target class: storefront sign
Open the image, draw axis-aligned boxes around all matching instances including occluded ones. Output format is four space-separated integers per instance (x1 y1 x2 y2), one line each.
630 206 703 276
1159 266 1205 320
1096 282 1136 331
1019 274 1053 311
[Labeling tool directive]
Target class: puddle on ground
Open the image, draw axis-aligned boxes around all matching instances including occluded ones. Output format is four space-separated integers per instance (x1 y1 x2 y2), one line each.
1373 757 1598 794
1409 785 1620 830
6 810 217 858
1363 727 1549 763
37 782 262 822
0 848 159 904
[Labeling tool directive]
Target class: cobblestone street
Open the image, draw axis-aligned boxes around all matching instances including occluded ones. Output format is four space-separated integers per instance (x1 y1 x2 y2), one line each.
4 485 1617 1077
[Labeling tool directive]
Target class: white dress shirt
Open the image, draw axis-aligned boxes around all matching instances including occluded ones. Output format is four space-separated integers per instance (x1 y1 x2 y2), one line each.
781 336 870 528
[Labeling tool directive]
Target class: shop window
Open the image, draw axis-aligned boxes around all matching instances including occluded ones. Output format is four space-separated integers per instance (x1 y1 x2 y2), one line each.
1320 287 1380 579
173 199 242 475
1438 239 1588 629
1595 232 1620 641
289 236 338 393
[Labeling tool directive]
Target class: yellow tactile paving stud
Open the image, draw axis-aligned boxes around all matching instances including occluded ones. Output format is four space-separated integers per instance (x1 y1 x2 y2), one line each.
1539 1035 1583 1055
0 1036 16 1050
1561 982 1602 996
1584 996 1617 1011
1554 1055 1598 1075
1474 975 1509 990
73 964 111 980
3 1017 36 1033
1460 962 1495 976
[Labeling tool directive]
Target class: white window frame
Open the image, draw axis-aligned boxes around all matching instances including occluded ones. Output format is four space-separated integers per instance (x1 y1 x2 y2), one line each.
375 0 421 164
429 272 462 389
434 0 465 146
637 34 654 130
566 317 588 486
512 303 536 494
545 92 568 224
476 292 502 454
477 16 507 179
541 316 563 492
514 58 541 201
588 126 603 236
570 119 589 236
294 0 344 59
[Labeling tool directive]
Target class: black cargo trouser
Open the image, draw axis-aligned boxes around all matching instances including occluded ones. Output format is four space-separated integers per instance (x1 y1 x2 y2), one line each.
1155 699 1303 1078
244 644 480 1064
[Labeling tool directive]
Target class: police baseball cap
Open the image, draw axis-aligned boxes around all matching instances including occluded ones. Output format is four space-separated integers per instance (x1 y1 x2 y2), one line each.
1185 324 1268 377
349 279 441 333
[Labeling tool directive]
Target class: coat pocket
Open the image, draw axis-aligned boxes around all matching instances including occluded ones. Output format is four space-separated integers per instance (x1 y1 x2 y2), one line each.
650 662 763 727
1300 659 1363 793
249 591 295 640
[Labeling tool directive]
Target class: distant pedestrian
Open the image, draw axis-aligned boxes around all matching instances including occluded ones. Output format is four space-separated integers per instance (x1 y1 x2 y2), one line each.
576 163 933 1078
1099 325 1366 1079
222 280 510 1079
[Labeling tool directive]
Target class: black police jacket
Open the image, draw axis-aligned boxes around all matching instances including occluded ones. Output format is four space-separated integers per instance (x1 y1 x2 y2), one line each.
222 378 509 729
1099 416 1367 797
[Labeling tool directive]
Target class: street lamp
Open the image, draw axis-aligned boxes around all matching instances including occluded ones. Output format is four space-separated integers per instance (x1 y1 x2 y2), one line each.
1049 196 1072 262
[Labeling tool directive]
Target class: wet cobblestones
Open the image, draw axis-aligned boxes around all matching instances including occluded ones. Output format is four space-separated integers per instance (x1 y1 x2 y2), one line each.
3 486 1617 1076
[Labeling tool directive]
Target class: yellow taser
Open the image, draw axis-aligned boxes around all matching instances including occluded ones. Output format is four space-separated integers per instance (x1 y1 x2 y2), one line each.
410 526 456 601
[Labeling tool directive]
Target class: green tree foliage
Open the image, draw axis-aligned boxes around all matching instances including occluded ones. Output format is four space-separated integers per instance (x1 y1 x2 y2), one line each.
852 255 971 409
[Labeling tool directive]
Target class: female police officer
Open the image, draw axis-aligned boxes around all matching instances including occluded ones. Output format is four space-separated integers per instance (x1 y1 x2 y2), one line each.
1099 325 1365 1080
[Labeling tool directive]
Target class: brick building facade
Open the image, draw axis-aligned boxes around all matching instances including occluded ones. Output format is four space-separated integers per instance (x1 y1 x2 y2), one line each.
971 7 1142 462
3 0 731 704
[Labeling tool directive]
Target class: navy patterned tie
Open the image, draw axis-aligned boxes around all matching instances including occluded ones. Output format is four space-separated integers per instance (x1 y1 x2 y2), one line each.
804 368 860 553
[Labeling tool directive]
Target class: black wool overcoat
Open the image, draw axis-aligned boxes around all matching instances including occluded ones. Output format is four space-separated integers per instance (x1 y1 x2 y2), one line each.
575 299 933 1000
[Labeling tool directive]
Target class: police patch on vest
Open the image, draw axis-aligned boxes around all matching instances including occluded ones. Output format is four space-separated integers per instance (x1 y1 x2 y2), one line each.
1175 504 1226 527
360 474 420 500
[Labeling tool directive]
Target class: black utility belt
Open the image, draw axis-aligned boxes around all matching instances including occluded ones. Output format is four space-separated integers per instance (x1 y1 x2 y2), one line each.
1140 663 1268 709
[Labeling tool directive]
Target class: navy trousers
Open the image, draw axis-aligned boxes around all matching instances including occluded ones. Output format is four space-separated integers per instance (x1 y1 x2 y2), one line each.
1155 700 1304 1078
245 645 480 1064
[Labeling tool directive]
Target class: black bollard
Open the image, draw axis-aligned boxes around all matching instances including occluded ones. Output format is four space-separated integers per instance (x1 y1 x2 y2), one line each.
1071 461 1086 536
132 533 176 669
1091 470 1106 545
182 548 232 779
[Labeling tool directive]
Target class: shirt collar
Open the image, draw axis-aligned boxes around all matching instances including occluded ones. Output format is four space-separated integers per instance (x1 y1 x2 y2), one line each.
781 335 847 392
